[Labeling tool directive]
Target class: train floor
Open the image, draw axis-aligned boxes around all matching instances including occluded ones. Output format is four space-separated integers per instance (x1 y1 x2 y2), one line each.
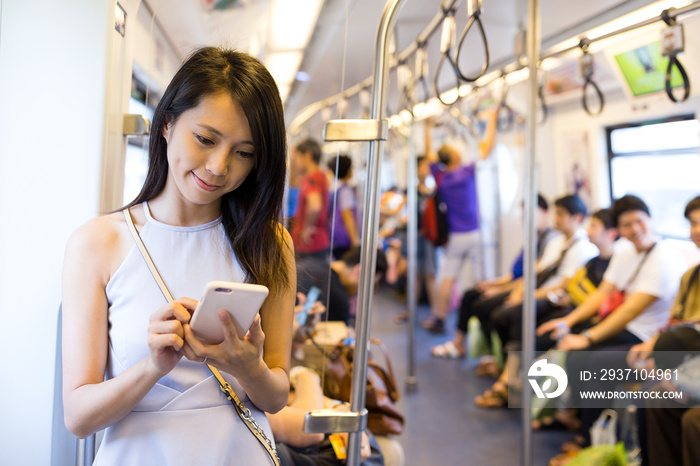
368 287 571 466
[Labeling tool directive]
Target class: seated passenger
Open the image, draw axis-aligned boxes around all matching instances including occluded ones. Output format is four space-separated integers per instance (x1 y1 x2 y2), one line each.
473 207 613 408
629 195 700 466
268 293 405 466
539 194 686 453
468 194 596 385
266 363 387 466
429 193 558 359
296 246 387 324
379 187 408 287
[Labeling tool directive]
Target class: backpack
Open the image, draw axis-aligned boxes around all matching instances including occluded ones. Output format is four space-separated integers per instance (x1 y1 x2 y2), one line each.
421 171 448 247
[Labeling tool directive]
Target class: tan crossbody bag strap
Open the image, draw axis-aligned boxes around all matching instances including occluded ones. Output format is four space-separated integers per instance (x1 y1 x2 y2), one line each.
123 209 280 466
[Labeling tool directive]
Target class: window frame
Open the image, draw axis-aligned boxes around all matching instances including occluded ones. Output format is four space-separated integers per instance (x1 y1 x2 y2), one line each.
605 113 698 240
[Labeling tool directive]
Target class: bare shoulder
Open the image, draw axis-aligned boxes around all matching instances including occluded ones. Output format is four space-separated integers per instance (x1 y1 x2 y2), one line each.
64 211 136 283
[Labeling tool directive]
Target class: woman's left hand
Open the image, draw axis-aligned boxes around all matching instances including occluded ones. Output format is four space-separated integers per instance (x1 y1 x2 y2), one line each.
182 311 265 376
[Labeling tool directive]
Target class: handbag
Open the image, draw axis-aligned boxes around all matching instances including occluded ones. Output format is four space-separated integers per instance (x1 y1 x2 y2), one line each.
276 432 385 466
598 243 656 319
420 171 448 247
318 338 405 436
597 289 625 320
123 209 280 466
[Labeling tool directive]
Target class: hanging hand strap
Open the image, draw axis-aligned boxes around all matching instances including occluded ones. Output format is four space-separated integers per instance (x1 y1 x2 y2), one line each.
122 209 280 466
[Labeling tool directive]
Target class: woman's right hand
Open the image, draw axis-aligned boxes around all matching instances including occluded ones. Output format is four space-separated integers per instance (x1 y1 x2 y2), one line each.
146 298 195 377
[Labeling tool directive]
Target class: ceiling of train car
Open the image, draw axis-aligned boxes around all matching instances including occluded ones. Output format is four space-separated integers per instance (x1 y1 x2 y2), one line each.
147 0 663 128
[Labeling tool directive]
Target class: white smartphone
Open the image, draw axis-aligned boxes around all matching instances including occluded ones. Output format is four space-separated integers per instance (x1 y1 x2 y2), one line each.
190 281 269 344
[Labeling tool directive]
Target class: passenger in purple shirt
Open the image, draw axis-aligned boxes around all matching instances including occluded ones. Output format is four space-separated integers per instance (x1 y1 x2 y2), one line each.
430 162 479 233
421 112 497 333
422 146 482 334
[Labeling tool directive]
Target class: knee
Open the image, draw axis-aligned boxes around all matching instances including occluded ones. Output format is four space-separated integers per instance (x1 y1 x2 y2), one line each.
491 306 514 329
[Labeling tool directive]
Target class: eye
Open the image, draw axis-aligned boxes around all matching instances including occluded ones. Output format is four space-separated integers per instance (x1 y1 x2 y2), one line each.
236 150 255 159
195 134 214 145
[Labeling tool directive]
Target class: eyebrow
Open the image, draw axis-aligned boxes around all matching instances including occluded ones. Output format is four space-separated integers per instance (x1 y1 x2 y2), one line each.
196 124 254 146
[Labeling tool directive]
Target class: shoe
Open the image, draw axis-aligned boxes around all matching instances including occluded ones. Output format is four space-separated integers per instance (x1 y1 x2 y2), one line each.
422 316 445 334
430 341 465 359
475 360 502 378
395 310 409 323
474 381 509 408
421 314 437 329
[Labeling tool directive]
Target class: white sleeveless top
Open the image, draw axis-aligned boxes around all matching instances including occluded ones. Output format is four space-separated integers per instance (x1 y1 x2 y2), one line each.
95 202 275 465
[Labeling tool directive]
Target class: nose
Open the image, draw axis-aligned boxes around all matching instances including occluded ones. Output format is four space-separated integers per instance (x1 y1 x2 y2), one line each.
206 149 229 177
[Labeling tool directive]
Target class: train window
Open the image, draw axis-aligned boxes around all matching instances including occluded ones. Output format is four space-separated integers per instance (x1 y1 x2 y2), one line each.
607 115 700 239
123 78 159 205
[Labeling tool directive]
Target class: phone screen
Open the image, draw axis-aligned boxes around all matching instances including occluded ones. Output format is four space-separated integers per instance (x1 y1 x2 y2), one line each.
297 286 321 326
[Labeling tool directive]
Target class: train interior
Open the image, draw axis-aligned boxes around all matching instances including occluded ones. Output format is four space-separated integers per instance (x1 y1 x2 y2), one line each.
2 0 700 464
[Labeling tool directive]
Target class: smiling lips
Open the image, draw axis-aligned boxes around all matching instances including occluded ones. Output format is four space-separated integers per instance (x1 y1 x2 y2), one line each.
192 172 222 192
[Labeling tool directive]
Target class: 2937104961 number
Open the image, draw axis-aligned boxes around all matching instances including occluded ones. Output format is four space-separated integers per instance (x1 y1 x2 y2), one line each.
598 368 678 381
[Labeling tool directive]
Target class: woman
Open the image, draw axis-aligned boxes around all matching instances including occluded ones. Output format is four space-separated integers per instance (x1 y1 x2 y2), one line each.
62 48 296 465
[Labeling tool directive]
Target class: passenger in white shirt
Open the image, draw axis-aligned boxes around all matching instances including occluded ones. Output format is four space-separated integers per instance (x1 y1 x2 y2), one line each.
489 194 599 347
537 194 686 452
474 194 597 408
539 194 685 350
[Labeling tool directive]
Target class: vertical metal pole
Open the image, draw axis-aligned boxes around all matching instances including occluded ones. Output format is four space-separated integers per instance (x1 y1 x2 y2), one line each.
347 0 406 464
406 126 418 393
521 1 540 466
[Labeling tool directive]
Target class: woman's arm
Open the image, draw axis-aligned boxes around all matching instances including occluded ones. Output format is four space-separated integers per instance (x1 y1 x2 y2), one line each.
183 226 296 413
62 216 189 438
265 367 325 448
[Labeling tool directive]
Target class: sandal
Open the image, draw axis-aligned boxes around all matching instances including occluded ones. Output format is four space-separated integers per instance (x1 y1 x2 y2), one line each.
422 315 445 334
475 360 502 378
474 381 509 408
548 450 579 466
561 435 585 453
534 410 581 432
532 416 570 431
430 341 466 359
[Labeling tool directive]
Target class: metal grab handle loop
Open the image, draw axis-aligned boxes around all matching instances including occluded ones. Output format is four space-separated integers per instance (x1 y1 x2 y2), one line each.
661 8 691 103
397 61 415 116
497 103 515 132
578 43 604 116
454 10 490 82
537 80 548 125
413 44 431 106
496 77 514 132
434 52 462 106
582 77 604 116
665 55 691 103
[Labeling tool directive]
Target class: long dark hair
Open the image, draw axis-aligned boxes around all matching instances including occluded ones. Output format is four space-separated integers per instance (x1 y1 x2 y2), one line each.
125 47 290 292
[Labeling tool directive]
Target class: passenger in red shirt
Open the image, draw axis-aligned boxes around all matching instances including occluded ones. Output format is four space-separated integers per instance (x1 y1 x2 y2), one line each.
290 139 330 258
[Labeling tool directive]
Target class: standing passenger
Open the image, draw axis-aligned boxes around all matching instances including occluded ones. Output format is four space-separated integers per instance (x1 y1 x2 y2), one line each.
422 113 497 333
327 154 359 260
291 139 330 259
61 47 296 465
